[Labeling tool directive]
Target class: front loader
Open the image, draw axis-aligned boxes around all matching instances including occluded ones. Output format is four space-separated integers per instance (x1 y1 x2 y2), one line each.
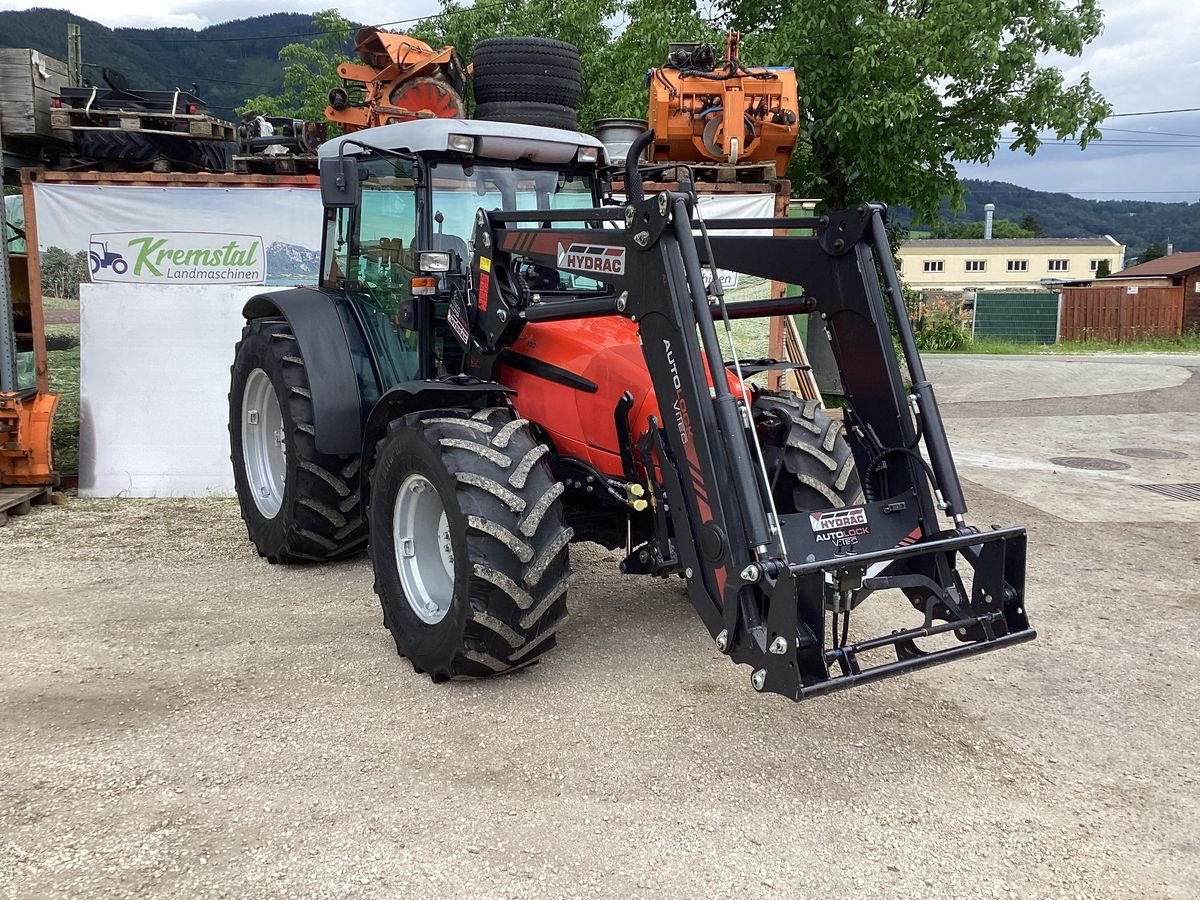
229 118 1033 700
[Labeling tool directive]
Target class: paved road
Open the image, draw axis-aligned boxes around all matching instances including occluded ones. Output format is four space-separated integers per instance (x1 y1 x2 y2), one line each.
1 354 1197 898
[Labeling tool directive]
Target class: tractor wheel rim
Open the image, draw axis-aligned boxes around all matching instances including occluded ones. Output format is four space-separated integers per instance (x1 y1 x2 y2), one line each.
242 368 286 519
394 473 455 624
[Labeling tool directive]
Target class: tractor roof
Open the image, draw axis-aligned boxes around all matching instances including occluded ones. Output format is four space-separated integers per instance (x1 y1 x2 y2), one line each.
319 118 607 166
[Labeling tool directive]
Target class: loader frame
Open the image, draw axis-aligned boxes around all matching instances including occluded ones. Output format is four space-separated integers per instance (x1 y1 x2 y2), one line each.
461 183 1034 700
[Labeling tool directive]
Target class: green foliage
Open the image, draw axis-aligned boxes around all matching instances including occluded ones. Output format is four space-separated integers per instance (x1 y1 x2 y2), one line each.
237 10 352 124
46 324 80 475
961 332 1200 355
907 294 971 352
1139 242 1167 263
586 1 716 124
724 0 1109 219
1019 213 1046 237
40 248 90 300
928 219 1034 239
1095 258 1111 278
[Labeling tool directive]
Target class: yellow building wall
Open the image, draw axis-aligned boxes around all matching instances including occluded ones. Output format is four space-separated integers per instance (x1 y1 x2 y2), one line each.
896 243 1125 291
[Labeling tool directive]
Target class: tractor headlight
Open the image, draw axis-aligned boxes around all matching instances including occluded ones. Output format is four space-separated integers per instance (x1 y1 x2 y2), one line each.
447 134 476 154
577 146 600 164
417 251 452 273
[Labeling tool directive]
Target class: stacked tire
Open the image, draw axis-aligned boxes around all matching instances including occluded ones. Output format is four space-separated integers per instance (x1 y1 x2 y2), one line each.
471 37 581 131
75 131 229 172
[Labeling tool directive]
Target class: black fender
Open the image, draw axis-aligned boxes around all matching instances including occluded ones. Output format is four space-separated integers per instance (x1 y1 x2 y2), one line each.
360 378 515 507
243 288 365 456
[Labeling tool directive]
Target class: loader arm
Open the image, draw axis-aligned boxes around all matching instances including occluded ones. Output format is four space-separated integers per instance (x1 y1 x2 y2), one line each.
460 189 1033 700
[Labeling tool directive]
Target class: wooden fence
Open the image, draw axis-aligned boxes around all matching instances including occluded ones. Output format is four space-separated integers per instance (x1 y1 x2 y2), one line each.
1059 286 1184 342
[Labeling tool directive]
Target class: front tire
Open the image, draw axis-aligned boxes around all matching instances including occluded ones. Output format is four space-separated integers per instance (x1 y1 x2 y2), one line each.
754 391 863 511
369 407 572 681
229 318 367 562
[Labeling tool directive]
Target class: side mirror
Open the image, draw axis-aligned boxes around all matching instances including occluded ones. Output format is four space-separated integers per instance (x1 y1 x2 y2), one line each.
320 155 360 209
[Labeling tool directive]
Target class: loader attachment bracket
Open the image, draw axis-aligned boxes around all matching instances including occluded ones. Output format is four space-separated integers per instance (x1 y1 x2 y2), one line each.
736 526 1033 701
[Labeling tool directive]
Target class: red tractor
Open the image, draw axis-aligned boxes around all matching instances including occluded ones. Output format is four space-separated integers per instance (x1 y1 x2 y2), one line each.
228 117 1033 700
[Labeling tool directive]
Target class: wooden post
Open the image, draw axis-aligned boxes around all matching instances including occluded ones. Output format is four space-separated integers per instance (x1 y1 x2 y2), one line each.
20 170 48 394
767 184 789 390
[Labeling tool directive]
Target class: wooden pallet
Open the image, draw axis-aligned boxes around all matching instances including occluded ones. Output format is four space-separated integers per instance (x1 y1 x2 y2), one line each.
50 106 236 141
686 161 778 184
233 153 318 175
0 485 52 525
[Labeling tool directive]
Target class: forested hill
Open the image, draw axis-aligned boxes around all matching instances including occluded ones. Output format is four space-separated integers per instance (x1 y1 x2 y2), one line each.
949 180 1199 253
0 9 317 121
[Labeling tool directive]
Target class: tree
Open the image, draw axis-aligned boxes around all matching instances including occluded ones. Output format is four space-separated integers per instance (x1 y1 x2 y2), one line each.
1094 259 1111 278
929 219 1034 239
1140 242 1166 263
40 247 90 300
1020 214 1046 237
238 10 353 124
724 0 1110 219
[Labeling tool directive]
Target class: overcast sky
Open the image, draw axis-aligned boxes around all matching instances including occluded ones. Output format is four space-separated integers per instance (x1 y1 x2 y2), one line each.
3 0 1196 202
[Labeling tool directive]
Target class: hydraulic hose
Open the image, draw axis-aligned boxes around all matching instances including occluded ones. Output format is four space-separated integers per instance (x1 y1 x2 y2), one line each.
624 130 654 204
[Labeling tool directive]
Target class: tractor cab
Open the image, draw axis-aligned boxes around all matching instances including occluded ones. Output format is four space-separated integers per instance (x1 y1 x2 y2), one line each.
315 119 609 387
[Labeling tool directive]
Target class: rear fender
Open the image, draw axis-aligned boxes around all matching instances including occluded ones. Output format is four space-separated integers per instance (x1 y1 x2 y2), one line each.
243 288 365 456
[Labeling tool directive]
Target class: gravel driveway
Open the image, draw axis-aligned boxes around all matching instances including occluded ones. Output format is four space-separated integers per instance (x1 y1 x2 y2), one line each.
2 357 1197 899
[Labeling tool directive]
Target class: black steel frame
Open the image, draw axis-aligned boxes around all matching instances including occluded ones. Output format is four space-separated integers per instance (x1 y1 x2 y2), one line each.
455 183 1033 700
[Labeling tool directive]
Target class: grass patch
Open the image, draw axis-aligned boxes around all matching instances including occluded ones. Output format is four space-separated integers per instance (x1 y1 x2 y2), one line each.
42 295 80 311
940 332 1200 355
45 323 80 475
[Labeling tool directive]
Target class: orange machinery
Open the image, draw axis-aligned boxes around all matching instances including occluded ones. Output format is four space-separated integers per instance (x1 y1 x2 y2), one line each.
325 27 466 132
1 181 58 500
647 31 799 173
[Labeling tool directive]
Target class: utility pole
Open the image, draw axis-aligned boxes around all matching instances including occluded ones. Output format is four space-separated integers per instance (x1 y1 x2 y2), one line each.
67 23 82 87
0 119 17 392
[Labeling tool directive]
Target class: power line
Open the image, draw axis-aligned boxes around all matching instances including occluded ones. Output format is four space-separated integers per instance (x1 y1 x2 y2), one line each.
1109 107 1200 118
1103 126 1200 139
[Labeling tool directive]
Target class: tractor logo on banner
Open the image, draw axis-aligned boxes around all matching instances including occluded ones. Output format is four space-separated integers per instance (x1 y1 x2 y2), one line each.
88 232 266 285
556 241 626 276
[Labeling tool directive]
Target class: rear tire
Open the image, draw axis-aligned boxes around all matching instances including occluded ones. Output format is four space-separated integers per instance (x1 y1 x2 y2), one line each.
754 391 863 511
229 318 367 563
369 407 572 681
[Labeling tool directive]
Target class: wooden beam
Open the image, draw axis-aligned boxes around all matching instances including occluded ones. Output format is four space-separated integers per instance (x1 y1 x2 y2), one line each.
19 171 48 395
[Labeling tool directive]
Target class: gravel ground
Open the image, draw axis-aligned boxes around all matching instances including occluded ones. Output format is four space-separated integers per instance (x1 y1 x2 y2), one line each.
2 365 1198 898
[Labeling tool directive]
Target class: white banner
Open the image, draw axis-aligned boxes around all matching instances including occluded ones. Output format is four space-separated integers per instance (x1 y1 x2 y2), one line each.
32 184 322 287
67 186 778 496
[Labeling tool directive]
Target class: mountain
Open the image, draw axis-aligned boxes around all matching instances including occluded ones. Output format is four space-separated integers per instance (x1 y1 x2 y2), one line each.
0 9 319 121
908 180 1200 255
266 241 320 278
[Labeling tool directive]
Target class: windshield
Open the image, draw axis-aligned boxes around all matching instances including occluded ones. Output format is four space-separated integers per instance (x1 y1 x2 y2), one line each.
427 160 600 289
